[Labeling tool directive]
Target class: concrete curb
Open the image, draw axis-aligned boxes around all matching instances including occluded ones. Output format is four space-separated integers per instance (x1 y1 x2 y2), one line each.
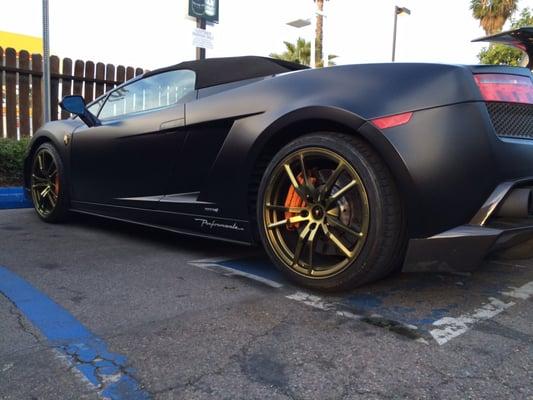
0 187 33 209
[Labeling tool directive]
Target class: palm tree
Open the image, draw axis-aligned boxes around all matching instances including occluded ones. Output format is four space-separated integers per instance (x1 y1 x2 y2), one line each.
314 0 325 66
271 38 338 67
316 54 338 68
471 0 518 35
270 38 311 66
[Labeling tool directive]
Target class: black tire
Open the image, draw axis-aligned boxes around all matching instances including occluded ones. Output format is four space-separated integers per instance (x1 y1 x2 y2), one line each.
257 132 406 291
30 142 70 223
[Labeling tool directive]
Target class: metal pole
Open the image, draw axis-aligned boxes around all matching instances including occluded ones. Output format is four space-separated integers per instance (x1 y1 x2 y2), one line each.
42 0 51 122
196 17 206 60
310 14 316 68
392 7 398 62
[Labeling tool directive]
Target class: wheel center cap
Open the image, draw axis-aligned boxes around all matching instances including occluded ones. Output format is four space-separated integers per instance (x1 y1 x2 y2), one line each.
311 205 324 220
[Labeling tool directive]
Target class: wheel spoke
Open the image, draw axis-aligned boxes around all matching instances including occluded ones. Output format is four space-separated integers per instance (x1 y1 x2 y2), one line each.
329 179 357 201
37 152 44 172
47 192 56 207
327 216 363 238
322 224 354 258
292 222 311 267
284 163 300 190
288 215 308 224
299 153 309 187
31 183 48 189
40 186 51 198
45 156 56 176
267 219 288 229
326 207 340 217
47 166 57 178
266 204 305 213
306 224 320 273
320 161 346 200
284 163 306 198
32 174 48 182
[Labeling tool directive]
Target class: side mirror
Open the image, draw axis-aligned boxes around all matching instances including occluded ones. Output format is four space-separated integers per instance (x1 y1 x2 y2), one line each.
59 95 100 127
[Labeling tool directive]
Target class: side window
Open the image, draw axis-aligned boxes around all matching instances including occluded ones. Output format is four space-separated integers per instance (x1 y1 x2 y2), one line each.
98 70 196 120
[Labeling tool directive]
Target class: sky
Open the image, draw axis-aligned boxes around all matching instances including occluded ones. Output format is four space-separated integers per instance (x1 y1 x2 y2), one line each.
2 0 533 70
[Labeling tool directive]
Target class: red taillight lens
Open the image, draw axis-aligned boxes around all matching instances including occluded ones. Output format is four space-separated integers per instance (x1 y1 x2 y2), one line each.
371 112 413 130
474 73 533 104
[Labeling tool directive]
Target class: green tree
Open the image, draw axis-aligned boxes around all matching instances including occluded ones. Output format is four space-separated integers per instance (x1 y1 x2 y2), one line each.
478 8 533 66
270 38 338 67
471 0 518 35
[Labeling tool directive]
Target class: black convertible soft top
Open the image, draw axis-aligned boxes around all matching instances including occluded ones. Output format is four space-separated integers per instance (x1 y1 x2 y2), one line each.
144 56 309 90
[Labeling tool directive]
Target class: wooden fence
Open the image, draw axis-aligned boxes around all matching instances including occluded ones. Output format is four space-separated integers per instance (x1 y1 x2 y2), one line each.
0 47 144 139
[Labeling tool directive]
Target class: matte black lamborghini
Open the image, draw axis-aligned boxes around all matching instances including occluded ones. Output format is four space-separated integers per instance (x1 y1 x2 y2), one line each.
24 28 533 290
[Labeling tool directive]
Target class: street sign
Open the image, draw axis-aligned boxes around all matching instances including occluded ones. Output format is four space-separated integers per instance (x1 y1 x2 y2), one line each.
192 28 214 50
189 0 219 23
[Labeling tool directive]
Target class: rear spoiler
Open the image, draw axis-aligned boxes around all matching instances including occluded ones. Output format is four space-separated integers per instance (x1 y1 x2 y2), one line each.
472 27 533 68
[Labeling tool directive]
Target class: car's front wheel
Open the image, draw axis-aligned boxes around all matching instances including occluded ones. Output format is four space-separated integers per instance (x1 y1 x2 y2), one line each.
30 142 70 222
257 132 406 291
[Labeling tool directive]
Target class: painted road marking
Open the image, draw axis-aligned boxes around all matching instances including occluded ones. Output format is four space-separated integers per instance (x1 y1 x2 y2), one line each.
0 187 32 209
189 256 285 288
189 256 533 346
0 266 150 400
430 280 533 345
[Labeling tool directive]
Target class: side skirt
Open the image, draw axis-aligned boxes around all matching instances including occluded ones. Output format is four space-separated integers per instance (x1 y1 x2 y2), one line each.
70 200 254 245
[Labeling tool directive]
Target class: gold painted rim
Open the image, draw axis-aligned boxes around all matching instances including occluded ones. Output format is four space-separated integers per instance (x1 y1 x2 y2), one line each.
31 149 59 218
263 147 370 279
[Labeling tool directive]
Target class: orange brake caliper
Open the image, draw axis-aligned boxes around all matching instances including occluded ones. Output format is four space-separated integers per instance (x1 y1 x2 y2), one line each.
284 173 316 230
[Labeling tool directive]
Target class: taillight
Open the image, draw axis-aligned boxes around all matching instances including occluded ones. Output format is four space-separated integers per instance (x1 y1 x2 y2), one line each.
474 73 533 104
371 112 413 130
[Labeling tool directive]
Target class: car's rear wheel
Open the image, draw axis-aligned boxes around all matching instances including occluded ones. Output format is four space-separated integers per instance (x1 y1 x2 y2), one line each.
30 143 69 222
257 132 406 291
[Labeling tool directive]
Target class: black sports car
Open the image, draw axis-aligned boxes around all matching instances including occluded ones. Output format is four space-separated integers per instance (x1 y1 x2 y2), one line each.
24 28 533 291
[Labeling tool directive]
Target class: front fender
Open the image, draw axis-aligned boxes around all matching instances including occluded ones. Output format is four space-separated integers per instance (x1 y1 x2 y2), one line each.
23 119 82 191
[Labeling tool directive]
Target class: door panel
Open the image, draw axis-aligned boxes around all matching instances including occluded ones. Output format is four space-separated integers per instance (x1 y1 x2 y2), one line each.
71 104 186 204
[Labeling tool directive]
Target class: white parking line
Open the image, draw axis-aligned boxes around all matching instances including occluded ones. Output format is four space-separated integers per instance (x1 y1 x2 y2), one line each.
429 280 533 345
189 258 284 288
189 256 532 346
285 292 363 320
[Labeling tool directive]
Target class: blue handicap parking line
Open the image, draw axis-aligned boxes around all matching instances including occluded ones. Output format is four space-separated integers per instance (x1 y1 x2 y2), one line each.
0 187 33 209
0 266 150 399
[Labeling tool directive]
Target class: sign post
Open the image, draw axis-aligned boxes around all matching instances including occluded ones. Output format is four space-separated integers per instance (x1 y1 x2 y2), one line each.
188 0 219 60
196 18 206 60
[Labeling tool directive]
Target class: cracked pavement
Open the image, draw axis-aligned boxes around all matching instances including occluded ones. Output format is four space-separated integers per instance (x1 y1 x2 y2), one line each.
0 209 532 399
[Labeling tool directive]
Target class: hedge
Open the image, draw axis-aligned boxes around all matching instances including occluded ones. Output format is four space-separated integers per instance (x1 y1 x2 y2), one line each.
0 138 30 187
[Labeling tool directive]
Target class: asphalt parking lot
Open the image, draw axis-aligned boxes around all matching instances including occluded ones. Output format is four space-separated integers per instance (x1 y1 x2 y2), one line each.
0 208 532 400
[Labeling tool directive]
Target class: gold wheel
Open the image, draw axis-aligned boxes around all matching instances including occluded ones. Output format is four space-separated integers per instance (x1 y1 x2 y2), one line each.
31 148 59 218
262 147 370 279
